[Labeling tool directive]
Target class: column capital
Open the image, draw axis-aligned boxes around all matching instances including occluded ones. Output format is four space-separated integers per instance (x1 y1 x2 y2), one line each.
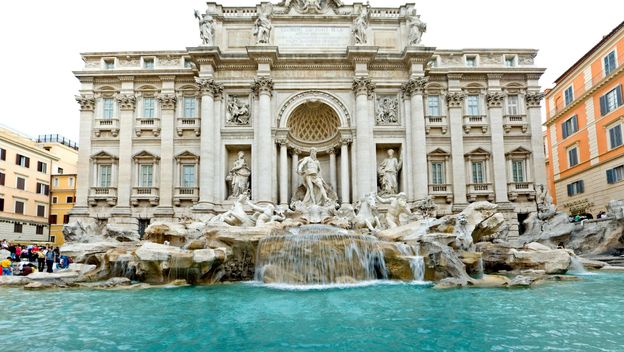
327 148 336 155
401 76 428 97
195 77 223 98
340 136 353 145
445 91 465 108
115 94 136 111
291 148 302 156
75 95 96 111
157 94 177 110
276 137 288 146
252 77 274 97
352 77 375 98
486 91 505 108
525 91 545 108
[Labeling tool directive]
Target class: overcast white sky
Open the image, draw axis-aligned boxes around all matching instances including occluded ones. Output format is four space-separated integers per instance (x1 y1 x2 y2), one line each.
0 0 622 142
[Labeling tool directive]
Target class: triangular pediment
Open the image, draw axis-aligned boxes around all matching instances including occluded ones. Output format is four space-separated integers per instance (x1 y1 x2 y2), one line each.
428 147 449 156
465 147 490 157
175 150 199 161
133 150 160 161
506 146 531 156
91 151 117 161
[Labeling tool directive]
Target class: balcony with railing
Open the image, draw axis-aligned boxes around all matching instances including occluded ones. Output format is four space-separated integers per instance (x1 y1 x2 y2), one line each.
428 184 453 203
507 182 536 201
463 115 488 134
176 118 201 136
94 118 120 137
135 118 161 137
425 115 448 134
466 183 494 202
503 114 528 133
88 187 117 206
131 187 159 206
174 187 199 205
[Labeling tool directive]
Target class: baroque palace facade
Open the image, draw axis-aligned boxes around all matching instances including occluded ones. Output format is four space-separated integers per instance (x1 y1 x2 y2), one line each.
71 0 545 238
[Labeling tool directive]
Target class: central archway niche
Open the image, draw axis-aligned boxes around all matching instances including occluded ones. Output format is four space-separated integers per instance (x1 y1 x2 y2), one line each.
277 91 352 204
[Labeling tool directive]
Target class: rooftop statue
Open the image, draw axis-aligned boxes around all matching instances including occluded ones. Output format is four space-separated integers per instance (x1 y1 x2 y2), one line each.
194 9 215 46
253 7 273 44
352 6 369 45
407 9 427 46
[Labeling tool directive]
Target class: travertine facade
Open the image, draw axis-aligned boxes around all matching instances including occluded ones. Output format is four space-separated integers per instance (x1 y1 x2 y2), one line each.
71 0 545 237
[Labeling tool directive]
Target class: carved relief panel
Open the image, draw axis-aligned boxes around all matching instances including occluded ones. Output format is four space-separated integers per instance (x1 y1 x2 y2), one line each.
375 95 400 126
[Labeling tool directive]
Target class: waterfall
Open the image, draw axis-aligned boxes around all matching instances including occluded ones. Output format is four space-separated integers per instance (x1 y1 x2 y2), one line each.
569 256 588 275
395 243 425 282
255 225 387 285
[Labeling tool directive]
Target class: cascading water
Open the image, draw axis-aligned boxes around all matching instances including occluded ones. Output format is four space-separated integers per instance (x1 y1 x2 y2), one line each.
396 243 425 282
569 256 590 275
254 224 387 285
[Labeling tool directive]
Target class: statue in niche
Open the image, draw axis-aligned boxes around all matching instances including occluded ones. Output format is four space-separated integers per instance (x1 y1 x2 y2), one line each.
297 148 330 206
226 151 251 199
253 7 272 44
377 149 402 195
194 9 215 46
352 7 369 45
376 192 412 228
226 97 250 125
407 9 426 46
376 97 399 125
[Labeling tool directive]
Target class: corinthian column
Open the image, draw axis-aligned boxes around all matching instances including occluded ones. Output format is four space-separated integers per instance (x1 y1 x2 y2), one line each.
194 78 222 210
402 77 428 199
113 93 136 212
156 93 177 215
447 91 467 206
340 137 351 205
486 91 509 203
291 149 300 198
328 148 337 192
352 77 375 198
278 138 288 205
72 95 95 214
526 92 546 186
252 77 274 203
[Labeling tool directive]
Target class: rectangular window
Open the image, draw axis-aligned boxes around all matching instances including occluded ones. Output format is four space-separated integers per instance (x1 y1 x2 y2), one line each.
465 56 477 67
144 58 154 69
566 180 585 196
143 97 155 118
507 95 519 115
66 196 74 203
15 154 30 168
564 86 574 106
599 85 623 116
0 148 5 161
37 205 45 217
0 172 4 186
604 50 617 76
53 177 59 187
183 97 196 118
50 214 58 225
63 214 70 224
104 59 114 69
182 164 196 187
427 95 440 116
36 225 44 235
568 147 579 167
0 198 4 211
14 223 22 233
431 162 444 184
15 201 24 214
505 56 515 67
512 160 525 183
608 124 623 149
68 177 75 188
16 177 25 190
184 58 192 68
466 95 480 115
36 182 49 195
472 161 485 184
102 98 114 119
98 164 112 187
57 167 63 174
607 165 624 184
52 196 57 204
139 164 153 187
37 161 47 173
561 115 579 139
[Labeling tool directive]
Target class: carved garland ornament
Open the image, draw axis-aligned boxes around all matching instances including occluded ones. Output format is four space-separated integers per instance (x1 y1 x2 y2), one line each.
486 92 505 108
157 94 177 110
352 77 375 98
195 77 223 98
115 94 136 111
446 92 466 108
525 92 545 108
75 95 96 111
252 77 274 97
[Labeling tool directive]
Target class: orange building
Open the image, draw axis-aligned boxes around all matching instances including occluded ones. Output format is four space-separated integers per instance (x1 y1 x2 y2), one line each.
545 21 624 216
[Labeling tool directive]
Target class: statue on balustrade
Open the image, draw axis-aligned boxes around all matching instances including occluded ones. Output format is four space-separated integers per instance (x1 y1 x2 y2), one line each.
194 9 215 46
226 151 251 199
377 149 402 195
352 6 369 45
253 8 272 44
407 9 427 46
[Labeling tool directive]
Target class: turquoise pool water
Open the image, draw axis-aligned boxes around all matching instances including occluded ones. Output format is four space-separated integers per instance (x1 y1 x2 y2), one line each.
2 273 623 351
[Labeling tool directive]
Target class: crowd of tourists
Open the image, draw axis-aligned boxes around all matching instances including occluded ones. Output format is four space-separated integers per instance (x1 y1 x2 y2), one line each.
0 239 72 276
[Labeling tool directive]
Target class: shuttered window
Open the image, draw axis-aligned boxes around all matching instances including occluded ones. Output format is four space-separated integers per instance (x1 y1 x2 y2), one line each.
599 85 623 116
568 147 579 167
608 124 623 149
562 115 578 139
564 86 574 106
566 180 584 196
604 50 617 76
607 165 624 184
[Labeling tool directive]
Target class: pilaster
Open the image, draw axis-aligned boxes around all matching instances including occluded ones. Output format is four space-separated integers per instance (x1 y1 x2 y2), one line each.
402 77 428 199
526 92 546 186
446 87 468 207
112 88 136 216
486 90 509 203
352 77 376 198
72 94 96 215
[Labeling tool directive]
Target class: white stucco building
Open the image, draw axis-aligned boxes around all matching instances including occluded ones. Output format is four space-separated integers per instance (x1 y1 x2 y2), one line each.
71 0 546 237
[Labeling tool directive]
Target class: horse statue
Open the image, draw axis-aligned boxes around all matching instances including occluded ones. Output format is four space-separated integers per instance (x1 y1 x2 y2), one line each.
353 192 382 232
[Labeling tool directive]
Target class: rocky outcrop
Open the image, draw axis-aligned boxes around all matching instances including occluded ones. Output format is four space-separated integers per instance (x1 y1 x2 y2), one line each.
477 242 571 274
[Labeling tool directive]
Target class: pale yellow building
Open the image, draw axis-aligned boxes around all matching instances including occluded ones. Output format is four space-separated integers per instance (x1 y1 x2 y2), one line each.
0 127 58 242
49 173 78 245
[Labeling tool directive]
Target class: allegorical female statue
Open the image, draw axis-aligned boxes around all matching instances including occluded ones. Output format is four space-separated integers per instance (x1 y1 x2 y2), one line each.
227 151 251 199
407 9 427 46
377 149 402 195
253 8 272 44
352 7 369 45
194 9 215 46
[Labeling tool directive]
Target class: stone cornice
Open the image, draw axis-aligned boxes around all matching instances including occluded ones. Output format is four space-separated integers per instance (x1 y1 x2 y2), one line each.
352 77 375 98
75 95 96 111
115 94 136 111
252 77 274 97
